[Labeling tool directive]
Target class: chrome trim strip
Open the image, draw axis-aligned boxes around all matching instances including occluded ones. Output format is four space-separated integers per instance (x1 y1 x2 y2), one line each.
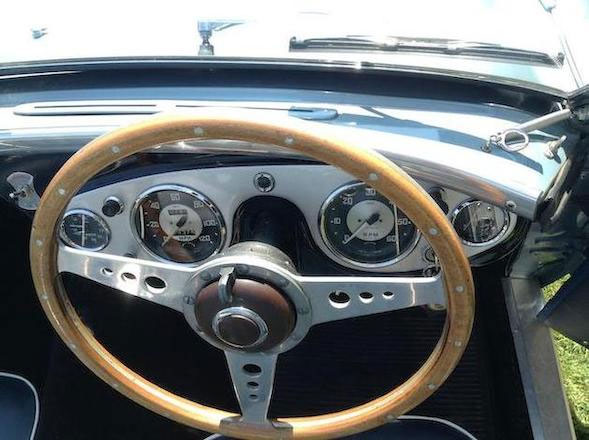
502 277 575 440
0 372 40 440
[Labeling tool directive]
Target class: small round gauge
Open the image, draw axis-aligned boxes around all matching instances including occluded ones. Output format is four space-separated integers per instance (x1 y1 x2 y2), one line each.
133 186 225 263
320 182 419 267
59 209 110 251
452 200 509 246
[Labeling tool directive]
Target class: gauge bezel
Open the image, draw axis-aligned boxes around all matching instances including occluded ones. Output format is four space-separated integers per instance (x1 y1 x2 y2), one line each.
451 199 510 247
319 181 421 269
131 184 226 264
59 208 111 251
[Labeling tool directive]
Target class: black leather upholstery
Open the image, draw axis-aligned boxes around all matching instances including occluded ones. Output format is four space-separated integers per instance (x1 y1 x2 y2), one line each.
205 416 476 439
0 374 38 440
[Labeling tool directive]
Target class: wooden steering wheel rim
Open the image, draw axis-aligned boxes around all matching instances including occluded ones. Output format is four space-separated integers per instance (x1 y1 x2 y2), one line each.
30 109 474 439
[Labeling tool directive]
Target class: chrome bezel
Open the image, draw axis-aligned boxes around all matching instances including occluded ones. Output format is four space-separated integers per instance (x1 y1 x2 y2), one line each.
59 209 111 251
451 199 510 247
131 184 226 264
212 307 269 349
318 181 421 269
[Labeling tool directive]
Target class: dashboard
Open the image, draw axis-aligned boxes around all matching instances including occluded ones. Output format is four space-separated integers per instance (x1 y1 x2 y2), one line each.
59 164 518 274
0 66 577 281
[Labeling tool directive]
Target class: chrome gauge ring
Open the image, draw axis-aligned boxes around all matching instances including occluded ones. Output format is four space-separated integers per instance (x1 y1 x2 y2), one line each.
452 200 510 247
131 184 226 264
59 209 111 251
319 181 421 268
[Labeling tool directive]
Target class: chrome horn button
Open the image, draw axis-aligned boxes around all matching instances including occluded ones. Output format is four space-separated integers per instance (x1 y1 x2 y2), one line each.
212 307 269 349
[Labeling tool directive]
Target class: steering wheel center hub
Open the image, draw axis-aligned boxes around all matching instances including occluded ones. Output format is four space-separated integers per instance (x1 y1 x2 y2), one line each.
184 242 311 353
194 275 295 351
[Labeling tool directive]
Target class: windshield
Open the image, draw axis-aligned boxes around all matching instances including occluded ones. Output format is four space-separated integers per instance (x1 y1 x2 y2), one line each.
3 0 588 91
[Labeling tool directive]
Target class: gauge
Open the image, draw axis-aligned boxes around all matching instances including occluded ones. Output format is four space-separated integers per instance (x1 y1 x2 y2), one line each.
452 200 509 246
133 186 225 263
320 182 419 267
59 209 110 251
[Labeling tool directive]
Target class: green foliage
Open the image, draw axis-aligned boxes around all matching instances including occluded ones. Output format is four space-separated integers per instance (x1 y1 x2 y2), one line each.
544 276 589 440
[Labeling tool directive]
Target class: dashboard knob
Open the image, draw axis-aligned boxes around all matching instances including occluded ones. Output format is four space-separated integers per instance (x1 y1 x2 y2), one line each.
102 197 124 217
253 172 275 192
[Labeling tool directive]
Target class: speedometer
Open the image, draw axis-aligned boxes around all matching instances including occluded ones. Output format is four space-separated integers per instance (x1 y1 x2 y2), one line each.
133 185 225 263
320 182 419 267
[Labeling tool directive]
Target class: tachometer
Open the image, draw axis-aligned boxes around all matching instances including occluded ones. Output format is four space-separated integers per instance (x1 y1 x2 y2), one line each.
320 182 419 267
133 186 225 263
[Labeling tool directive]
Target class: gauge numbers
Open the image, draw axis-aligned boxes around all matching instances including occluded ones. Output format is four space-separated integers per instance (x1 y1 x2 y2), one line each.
133 186 225 263
452 200 509 246
60 209 110 251
320 182 419 267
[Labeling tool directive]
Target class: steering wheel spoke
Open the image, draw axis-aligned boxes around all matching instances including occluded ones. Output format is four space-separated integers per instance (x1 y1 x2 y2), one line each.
224 351 278 426
57 245 196 312
299 274 446 325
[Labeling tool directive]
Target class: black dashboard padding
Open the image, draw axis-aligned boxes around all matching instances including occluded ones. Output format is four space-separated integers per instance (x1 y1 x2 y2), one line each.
0 374 37 440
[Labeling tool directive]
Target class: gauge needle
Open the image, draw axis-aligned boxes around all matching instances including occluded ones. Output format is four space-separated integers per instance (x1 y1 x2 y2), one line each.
462 218 474 231
163 215 188 245
343 212 380 244
81 214 85 247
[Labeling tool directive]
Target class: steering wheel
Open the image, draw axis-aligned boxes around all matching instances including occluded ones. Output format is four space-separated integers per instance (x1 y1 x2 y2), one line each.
30 110 474 439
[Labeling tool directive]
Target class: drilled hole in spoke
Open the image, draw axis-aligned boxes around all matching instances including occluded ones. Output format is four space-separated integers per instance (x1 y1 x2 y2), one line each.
247 381 259 390
145 276 166 294
101 268 113 276
243 364 262 377
249 394 259 401
383 291 395 299
121 272 136 282
359 292 373 303
329 291 350 308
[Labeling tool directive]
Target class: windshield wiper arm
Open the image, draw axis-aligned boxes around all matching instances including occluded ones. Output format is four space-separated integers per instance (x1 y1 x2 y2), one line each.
289 36 561 66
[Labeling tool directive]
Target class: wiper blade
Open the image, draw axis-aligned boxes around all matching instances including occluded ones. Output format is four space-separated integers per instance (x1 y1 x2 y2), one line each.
290 36 400 51
447 41 562 66
289 36 561 66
